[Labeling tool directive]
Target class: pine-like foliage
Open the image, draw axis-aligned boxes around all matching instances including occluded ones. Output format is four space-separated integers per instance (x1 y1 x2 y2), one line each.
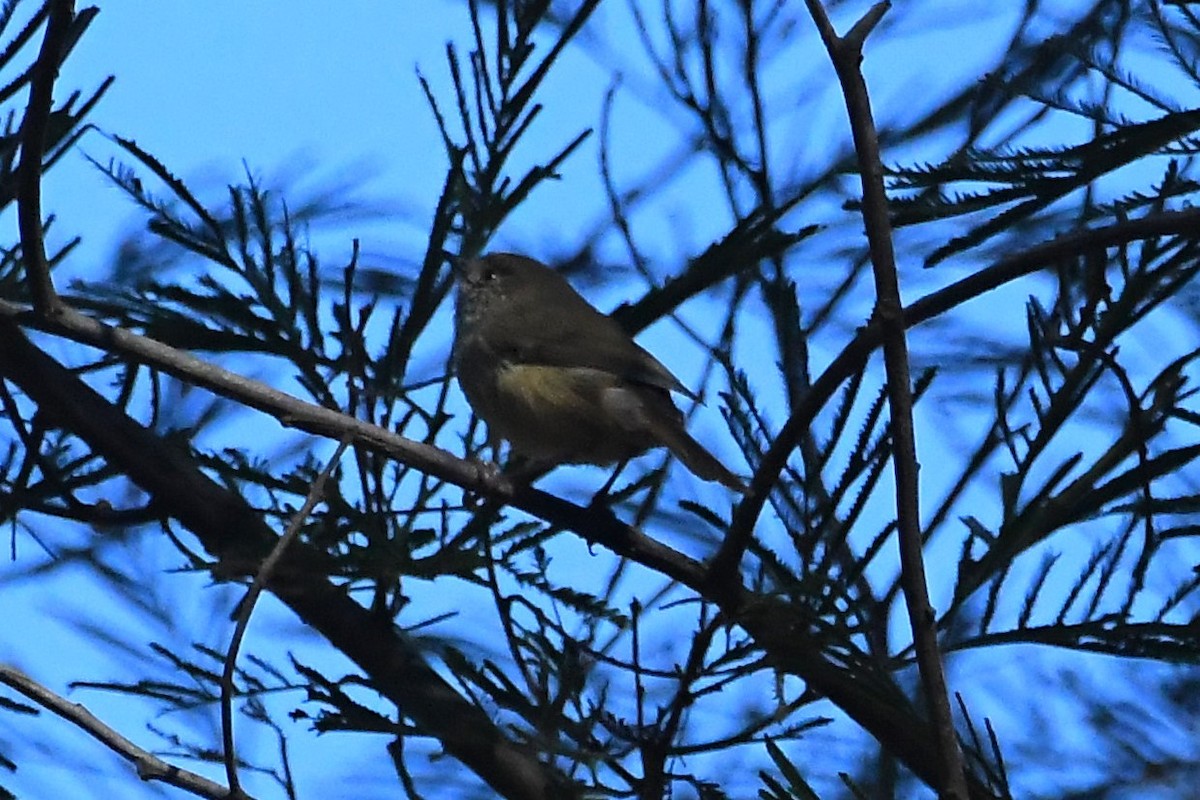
1 1 1198 799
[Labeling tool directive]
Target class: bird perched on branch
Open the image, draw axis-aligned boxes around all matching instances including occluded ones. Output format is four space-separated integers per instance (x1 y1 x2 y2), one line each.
453 252 747 494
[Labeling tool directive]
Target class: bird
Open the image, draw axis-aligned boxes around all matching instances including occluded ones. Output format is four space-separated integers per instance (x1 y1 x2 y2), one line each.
452 252 746 494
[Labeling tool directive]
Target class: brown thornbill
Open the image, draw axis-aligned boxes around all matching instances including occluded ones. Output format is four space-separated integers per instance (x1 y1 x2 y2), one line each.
452 252 747 494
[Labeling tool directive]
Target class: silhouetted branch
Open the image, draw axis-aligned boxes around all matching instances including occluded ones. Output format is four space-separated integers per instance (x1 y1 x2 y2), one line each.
220 438 349 796
0 663 251 800
16 0 75 315
718 205 1200 575
800 2 969 797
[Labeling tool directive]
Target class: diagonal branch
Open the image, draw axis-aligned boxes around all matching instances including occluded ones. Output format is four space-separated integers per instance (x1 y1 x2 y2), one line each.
0 663 251 800
4 205 1192 799
0 294 998 798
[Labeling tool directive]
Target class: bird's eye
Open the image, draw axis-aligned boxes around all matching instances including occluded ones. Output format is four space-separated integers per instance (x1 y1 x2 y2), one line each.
483 269 499 282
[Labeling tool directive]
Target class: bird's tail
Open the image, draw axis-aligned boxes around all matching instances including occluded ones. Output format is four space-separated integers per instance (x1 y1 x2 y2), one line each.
655 422 748 494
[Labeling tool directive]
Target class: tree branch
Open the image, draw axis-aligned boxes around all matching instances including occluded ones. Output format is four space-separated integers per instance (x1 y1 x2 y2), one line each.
17 0 75 316
796 3 968 796
0 297 997 798
0 663 251 800
5 200 1192 797
718 205 1200 573
220 438 349 796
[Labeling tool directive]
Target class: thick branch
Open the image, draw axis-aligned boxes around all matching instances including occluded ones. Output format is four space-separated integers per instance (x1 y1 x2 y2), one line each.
5 201 1192 797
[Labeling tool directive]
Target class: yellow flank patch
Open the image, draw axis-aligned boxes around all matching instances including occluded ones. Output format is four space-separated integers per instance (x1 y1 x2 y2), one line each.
496 364 594 414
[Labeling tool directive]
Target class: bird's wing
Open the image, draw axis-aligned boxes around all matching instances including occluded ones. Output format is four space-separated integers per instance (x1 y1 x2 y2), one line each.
486 295 697 400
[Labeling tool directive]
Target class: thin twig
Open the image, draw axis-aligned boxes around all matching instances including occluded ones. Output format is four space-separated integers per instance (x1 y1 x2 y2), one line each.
797 2 968 797
220 437 350 794
0 663 253 800
17 0 73 316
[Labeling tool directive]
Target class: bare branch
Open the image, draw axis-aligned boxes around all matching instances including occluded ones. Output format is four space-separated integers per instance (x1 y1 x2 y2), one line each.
792 0 964 795
220 438 350 795
17 0 74 316
6 201 1194 799
0 663 252 800
0 300 993 797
